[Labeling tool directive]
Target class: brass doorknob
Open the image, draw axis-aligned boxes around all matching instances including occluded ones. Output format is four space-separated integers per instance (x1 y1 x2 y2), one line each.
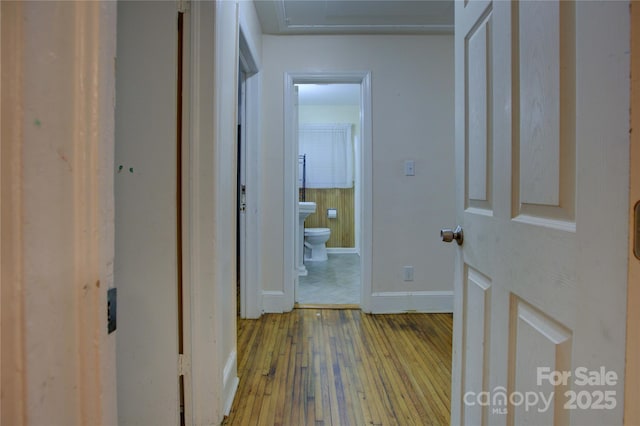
441 225 463 246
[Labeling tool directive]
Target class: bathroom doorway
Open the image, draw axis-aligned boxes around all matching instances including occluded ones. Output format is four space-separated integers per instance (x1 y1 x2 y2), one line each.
283 72 373 309
297 83 361 305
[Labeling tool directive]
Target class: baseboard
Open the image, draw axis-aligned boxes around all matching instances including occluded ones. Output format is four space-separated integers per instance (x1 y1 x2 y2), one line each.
326 247 358 254
262 290 287 313
263 290 452 314
369 291 453 313
222 350 239 416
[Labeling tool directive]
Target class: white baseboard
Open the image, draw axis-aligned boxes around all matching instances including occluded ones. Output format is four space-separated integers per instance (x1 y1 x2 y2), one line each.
369 291 453 313
326 247 358 254
262 290 287 313
263 290 452 314
222 350 239 416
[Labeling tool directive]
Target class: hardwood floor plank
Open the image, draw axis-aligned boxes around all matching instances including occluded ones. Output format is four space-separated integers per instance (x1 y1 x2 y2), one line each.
223 309 452 426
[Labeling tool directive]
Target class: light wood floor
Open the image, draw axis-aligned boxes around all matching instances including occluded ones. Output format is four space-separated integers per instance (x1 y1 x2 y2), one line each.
223 309 453 426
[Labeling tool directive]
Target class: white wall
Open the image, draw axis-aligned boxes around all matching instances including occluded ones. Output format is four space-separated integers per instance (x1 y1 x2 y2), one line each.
239 0 262 66
260 35 456 312
115 3 181 423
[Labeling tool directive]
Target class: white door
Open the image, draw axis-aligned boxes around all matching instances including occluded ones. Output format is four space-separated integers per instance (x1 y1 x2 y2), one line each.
450 1 630 425
115 2 181 423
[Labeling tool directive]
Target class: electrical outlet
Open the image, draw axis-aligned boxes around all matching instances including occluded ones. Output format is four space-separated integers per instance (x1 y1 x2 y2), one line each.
403 266 414 281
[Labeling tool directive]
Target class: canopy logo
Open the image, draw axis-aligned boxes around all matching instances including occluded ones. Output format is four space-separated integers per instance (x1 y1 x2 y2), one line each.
463 387 553 414
463 366 618 414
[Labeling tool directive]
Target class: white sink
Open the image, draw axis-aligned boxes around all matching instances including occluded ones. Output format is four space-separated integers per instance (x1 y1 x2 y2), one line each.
299 201 317 218
297 202 316 276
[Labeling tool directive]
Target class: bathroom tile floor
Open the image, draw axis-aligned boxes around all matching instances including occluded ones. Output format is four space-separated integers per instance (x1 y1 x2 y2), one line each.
297 253 360 305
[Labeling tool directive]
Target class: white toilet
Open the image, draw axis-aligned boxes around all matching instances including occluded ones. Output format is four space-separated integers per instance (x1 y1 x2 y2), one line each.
304 228 331 262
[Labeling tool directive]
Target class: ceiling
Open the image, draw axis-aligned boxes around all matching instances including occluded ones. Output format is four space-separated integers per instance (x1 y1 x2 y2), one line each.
253 0 454 35
255 1 454 105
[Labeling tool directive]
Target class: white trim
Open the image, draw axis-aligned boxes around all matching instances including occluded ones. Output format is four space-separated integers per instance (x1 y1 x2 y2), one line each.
2 3 118 423
222 350 239 416
512 214 576 233
187 1 233 423
262 290 288 313
211 1 240 422
238 25 262 319
283 74 298 312
272 2 453 35
360 72 373 312
180 7 194 425
369 291 454 313
241 72 263 319
238 30 257 74
284 71 373 312
326 248 358 254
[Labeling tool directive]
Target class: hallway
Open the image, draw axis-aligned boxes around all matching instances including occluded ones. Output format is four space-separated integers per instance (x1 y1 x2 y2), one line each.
224 309 452 425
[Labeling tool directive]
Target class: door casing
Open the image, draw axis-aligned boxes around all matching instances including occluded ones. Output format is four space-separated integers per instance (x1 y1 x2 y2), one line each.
237 28 262 319
283 71 372 311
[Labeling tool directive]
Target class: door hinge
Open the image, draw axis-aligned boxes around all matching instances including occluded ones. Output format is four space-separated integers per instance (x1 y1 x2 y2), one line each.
178 353 189 376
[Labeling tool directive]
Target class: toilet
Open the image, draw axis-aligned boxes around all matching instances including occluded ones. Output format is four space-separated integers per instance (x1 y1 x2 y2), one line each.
304 228 331 262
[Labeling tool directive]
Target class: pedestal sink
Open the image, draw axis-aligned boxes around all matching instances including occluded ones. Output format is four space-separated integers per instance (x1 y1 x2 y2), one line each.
298 202 316 276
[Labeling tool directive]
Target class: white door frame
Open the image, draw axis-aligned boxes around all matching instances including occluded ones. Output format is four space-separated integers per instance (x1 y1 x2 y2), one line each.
283 71 373 311
238 28 262 319
1 2 118 423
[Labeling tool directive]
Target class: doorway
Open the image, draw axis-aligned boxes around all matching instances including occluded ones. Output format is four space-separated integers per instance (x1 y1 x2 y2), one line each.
296 83 362 305
283 72 373 311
